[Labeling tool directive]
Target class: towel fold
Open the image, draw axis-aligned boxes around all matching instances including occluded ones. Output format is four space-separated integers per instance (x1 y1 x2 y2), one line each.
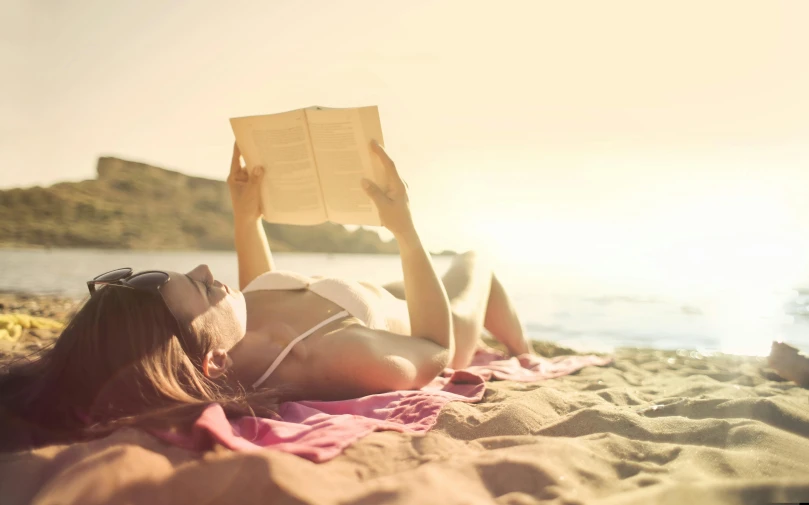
157 349 612 462
464 349 614 382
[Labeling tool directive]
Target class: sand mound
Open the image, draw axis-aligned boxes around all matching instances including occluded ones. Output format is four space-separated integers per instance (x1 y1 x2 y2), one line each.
2 347 809 504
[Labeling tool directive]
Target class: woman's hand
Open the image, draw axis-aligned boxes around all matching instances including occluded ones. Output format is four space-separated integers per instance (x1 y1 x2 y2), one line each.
228 143 264 221
361 141 416 237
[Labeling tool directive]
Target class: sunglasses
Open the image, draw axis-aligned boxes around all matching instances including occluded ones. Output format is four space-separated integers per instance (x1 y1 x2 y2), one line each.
87 268 171 295
87 267 189 348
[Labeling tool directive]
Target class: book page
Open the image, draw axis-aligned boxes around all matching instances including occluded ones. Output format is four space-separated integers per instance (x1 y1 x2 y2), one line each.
305 106 383 226
230 109 327 225
357 106 387 190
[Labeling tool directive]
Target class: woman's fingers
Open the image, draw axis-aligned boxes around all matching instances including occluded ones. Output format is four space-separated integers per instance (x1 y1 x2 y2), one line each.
250 166 264 184
370 140 405 188
362 145 415 235
230 142 243 177
361 178 388 204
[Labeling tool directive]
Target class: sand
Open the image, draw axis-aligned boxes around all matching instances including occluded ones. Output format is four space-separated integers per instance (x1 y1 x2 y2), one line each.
1 294 809 504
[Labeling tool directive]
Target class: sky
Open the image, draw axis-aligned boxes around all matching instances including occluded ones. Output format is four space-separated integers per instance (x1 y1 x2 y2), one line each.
3 0 809 300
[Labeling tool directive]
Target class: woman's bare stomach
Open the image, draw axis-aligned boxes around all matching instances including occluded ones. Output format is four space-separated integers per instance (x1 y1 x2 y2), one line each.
233 283 411 395
359 281 411 335
243 281 410 345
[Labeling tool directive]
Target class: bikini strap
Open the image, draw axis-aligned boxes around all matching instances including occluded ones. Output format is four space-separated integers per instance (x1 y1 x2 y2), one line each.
251 310 350 389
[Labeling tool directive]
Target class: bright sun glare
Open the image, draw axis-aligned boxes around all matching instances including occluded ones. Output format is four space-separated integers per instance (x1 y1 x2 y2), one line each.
470 189 807 356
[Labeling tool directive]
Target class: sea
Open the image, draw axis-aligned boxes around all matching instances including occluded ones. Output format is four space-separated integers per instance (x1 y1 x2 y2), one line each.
1 248 807 357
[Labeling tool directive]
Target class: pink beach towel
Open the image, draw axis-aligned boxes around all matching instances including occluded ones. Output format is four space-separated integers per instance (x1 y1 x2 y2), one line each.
157 349 612 462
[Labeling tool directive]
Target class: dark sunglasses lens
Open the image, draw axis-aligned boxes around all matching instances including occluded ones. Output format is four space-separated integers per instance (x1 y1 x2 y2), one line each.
127 271 170 290
94 268 133 283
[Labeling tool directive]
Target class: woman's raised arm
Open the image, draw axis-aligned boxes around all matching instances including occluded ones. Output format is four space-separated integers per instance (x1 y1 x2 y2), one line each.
228 143 275 290
361 141 454 359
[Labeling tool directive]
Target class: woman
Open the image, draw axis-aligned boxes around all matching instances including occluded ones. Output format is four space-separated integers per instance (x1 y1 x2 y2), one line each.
0 141 531 448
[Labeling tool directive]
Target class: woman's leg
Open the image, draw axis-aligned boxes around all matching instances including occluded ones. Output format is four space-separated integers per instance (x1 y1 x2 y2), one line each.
483 274 532 356
436 251 493 369
383 251 531 368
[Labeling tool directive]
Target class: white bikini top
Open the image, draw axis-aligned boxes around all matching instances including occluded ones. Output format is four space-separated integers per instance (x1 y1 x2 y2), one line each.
243 270 410 389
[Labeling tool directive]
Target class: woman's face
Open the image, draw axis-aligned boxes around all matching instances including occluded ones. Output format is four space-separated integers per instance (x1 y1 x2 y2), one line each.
160 264 247 349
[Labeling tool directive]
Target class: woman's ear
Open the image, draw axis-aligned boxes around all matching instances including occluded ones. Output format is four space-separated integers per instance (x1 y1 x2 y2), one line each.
202 349 232 379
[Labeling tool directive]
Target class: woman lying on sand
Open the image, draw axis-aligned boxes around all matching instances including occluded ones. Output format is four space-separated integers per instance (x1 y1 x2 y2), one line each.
0 141 532 447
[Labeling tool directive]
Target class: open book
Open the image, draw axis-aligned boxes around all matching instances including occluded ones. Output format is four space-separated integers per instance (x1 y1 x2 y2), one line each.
230 106 386 226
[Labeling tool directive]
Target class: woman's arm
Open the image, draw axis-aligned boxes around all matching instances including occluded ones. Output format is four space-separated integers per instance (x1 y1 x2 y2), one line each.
362 141 453 358
228 143 275 290
233 216 275 290
315 325 449 396
394 228 453 355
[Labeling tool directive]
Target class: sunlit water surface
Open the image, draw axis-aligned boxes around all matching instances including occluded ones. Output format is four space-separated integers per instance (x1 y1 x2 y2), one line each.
1 248 807 356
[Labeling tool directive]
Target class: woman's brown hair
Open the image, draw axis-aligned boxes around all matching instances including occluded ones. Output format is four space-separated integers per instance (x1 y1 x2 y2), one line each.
0 286 277 450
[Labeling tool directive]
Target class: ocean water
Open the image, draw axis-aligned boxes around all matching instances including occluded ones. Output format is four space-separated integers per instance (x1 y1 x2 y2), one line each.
1 248 807 356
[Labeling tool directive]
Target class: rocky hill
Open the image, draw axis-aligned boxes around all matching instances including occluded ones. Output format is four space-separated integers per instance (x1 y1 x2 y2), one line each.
0 157 399 253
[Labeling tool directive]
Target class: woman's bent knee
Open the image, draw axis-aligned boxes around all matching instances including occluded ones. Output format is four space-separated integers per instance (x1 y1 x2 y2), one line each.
450 312 481 369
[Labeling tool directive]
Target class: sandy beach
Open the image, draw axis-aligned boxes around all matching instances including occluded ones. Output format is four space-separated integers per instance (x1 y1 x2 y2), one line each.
2 293 809 504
